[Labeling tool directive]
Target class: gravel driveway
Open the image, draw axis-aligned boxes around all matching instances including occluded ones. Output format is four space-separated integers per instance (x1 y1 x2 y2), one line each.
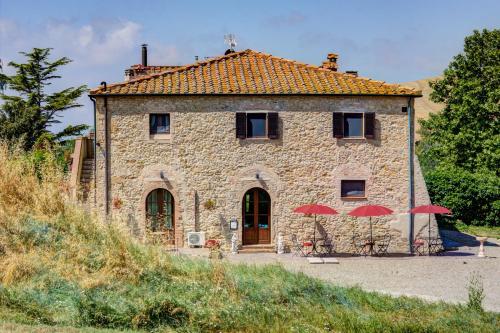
181 232 500 312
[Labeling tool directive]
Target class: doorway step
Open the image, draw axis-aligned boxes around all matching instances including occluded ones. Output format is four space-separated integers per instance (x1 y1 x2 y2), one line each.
239 244 275 253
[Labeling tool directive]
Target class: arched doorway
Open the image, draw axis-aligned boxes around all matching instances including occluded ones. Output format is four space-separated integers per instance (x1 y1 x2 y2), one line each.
145 188 174 236
242 188 271 245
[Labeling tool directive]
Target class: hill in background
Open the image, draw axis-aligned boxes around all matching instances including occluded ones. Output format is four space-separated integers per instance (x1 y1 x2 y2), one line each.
401 77 444 140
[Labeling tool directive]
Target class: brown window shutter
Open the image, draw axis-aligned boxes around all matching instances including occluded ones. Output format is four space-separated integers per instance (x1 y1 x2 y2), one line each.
236 112 247 139
267 112 279 139
364 112 375 139
333 112 344 138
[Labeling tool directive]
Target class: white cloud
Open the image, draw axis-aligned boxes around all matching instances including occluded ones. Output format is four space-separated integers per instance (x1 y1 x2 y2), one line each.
42 20 142 65
78 25 93 47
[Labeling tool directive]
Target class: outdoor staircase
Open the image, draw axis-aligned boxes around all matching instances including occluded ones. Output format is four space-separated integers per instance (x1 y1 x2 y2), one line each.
79 158 93 201
70 134 94 202
239 244 276 254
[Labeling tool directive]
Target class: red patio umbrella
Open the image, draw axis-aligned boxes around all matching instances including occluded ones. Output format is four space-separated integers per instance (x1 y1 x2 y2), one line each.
348 205 393 248
293 204 338 243
410 205 451 254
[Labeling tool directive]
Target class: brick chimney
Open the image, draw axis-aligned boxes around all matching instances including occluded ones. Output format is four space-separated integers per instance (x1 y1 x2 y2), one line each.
346 70 358 77
321 53 338 71
124 44 181 81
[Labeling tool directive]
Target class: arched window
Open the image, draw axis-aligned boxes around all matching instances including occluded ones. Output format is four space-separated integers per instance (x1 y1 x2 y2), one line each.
146 189 174 232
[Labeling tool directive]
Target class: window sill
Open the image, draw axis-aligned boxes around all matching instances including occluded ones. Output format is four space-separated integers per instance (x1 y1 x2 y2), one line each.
149 133 172 141
241 137 271 141
338 137 366 141
341 196 367 201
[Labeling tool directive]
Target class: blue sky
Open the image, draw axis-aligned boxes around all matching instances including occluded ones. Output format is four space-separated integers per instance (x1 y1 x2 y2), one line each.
1 0 499 132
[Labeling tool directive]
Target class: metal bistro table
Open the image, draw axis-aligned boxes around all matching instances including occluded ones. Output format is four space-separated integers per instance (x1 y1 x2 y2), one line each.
425 237 444 255
362 240 376 256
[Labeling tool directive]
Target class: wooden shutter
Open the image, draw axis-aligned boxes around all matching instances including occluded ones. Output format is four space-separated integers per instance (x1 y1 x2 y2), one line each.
236 112 247 139
267 112 279 139
332 112 344 138
364 112 375 139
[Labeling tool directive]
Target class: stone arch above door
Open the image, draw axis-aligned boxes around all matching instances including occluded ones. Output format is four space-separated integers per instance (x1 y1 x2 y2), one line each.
231 164 282 201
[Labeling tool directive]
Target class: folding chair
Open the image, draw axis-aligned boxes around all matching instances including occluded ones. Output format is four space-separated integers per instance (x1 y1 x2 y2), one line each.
351 233 367 256
291 234 310 257
318 234 335 256
429 237 445 255
375 234 391 256
412 239 425 256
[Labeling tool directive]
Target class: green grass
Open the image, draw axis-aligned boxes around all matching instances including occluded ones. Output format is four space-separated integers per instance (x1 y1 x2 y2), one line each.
0 321 137 333
0 220 498 333
0 144 499 332
439 220 500 239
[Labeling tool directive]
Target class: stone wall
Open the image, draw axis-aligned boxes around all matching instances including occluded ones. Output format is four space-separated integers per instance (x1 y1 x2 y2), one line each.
90 95 434 253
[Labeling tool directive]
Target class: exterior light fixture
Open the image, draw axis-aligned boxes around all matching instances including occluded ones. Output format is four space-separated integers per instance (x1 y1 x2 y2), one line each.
160 171 165 179
230 217 238 230
255 173 260 179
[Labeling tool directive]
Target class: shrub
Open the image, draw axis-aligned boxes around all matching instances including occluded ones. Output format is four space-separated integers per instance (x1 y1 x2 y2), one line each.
424 166 499 226
467 271 485 312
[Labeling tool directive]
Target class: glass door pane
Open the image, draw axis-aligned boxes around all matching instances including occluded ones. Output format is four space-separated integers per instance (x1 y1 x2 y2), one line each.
258 215 269 229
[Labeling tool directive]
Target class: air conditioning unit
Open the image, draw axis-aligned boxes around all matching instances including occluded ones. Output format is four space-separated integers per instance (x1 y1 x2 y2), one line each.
187 232 206 247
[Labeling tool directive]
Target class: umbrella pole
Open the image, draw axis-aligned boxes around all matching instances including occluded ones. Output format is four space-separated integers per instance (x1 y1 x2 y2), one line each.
313 214 317 243
369 217 373 244
428 213 431 255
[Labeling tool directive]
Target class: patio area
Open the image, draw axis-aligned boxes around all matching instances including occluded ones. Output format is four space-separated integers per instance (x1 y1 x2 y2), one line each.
179 230 500 312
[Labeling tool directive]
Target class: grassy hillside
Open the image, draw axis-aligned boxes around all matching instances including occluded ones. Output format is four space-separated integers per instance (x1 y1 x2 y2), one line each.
0 144 498 332
400 77 444 140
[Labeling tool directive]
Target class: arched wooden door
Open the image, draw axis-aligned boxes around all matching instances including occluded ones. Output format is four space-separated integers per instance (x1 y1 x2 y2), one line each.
242 188 271 245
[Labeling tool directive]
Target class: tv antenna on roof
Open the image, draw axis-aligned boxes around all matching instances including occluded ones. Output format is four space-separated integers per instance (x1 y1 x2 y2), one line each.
224 34 237 53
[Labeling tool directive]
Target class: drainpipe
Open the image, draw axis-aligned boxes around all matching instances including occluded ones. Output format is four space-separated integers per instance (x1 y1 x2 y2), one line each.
100 81 110 217
89 95 97 206
407 97 415 253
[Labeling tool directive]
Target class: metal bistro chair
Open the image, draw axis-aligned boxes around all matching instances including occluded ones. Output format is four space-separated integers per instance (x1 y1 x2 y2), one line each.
318 234 335 256
351 233 368 256
291 234 310 257
428 237 445 256
412 238 426 256
375 234 391 256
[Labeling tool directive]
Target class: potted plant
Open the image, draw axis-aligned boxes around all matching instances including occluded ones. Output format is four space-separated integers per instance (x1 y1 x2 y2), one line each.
205 239 222 259
113 197 123 209
203 199 216 210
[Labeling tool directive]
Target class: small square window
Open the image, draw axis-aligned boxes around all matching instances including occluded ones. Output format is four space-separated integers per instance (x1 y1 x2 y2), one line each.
246 113 267 138
344 113 363 137
150 114 170 134
341 180 366 198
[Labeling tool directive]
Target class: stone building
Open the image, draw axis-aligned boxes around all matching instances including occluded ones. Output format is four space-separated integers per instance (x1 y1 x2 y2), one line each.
77 47 435 253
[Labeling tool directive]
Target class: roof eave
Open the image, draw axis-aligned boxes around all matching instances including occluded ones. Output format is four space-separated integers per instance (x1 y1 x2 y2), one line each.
88 92 423 98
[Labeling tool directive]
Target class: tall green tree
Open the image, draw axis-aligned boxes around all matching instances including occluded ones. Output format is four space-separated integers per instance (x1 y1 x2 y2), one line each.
418 29 500 173
417 29 499 226
0 48 88 150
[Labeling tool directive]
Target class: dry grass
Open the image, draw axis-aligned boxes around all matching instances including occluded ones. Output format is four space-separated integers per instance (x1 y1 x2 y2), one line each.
0 143 150 287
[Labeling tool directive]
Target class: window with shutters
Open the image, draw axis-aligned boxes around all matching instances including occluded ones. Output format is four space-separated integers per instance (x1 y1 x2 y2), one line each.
341 180 366 198
236 112 279 139
333 112 375 139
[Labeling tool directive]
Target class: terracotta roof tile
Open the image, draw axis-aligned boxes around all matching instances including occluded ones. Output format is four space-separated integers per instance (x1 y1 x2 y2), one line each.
90 49 421 96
